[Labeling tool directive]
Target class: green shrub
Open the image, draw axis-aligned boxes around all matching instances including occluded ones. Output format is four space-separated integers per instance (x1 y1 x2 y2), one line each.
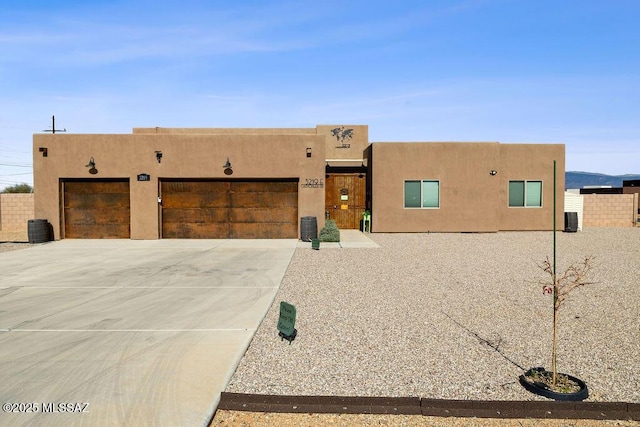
319 219 340 242
1 183 33 193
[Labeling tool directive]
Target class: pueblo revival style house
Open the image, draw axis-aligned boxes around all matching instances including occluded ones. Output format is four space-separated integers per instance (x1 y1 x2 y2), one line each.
33 125 565 240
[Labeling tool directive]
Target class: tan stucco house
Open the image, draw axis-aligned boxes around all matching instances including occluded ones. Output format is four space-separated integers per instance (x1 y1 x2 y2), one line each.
33 125 564 239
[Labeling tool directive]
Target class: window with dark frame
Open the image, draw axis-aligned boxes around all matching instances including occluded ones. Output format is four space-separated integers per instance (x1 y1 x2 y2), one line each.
509 180 542 207
404 180 440 208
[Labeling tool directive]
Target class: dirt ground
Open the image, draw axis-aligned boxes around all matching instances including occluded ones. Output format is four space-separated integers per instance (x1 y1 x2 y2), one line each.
211 410 639 426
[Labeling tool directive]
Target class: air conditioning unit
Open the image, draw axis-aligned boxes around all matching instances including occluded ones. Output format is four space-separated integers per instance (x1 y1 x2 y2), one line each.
564 212 578 232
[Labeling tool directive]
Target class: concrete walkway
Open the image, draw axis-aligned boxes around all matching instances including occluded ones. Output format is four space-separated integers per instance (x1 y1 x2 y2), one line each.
296 229 379 249
0 239 296 427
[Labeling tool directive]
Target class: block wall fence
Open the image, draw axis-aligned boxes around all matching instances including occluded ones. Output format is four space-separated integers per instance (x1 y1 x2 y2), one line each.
582 193 638 228
0 193 35 232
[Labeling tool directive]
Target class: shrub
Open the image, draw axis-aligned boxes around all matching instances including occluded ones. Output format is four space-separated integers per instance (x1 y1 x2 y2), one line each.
1 183 33 193
318 219 340 242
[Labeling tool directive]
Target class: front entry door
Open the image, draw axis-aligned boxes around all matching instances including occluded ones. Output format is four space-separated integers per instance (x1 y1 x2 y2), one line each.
325 173 366 229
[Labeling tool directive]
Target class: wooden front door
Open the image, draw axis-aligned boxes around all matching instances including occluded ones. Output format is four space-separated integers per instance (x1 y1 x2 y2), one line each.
325 173 366 229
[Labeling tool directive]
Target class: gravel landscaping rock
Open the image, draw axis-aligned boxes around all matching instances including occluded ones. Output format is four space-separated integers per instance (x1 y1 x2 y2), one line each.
226 229 640 403
0 230 35 252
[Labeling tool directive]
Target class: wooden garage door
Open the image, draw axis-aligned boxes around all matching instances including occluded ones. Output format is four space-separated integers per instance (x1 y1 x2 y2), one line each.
63 180 130 238
161 180 298 238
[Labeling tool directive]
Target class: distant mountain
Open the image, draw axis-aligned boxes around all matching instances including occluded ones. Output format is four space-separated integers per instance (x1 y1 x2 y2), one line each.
565 171 640 189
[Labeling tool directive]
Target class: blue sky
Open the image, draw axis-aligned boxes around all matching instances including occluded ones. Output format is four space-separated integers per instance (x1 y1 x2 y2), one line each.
1 0 639 189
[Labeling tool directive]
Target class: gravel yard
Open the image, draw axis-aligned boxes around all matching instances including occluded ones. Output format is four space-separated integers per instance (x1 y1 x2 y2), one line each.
0 230 32 252
226 229 640 403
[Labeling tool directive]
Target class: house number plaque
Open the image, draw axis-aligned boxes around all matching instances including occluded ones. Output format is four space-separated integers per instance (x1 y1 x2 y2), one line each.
301 179 324 188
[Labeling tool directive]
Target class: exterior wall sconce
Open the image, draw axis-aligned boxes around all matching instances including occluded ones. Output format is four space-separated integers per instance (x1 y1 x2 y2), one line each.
223 158 233 175
39 147 48 157
155 151 162 163
490 170 498 176
306 147 312 158
86 157 98 175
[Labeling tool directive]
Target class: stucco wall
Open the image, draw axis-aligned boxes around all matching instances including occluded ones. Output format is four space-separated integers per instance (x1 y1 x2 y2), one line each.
498 144 565 231
34 133 327 240
371 142 502 232
582 193 638 227
371 142 565 232
133 125 370 162
0 193 34 232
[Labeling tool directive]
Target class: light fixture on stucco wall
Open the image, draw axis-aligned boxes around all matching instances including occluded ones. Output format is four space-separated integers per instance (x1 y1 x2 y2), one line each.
306 147 312 158
155 151 162 163
86 157 98 175
39 147 48 157
490 170 498 176
224 158 233 175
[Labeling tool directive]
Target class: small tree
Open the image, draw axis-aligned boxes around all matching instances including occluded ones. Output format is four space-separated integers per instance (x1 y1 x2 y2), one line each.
538 255 596 387
1 183 33 193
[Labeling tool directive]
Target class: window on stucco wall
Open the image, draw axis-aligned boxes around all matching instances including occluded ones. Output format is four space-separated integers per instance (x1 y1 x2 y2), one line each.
509 180 542 207
404 180 440 208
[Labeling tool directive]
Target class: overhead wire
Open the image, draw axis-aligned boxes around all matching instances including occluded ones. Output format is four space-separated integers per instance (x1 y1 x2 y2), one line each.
0 163 32 167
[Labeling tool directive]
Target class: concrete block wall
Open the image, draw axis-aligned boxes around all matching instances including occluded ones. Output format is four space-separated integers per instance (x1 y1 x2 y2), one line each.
582 193 638 228
0 193 35 231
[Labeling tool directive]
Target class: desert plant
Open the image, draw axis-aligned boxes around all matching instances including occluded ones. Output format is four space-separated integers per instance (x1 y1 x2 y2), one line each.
318 219 340 242
538 255 596 387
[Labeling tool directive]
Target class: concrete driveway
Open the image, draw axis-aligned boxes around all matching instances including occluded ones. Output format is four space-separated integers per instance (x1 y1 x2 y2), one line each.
0 239 296 427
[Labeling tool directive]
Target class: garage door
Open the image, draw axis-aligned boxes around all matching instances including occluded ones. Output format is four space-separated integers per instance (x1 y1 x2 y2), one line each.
63 180 130 238
161 180 298 238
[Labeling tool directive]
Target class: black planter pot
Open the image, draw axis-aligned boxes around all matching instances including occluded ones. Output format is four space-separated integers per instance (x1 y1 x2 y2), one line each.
520 367 589 401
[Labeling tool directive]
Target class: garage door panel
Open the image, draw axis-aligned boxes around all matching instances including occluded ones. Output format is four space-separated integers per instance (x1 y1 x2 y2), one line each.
64 208 131 225
162 208 229 223
162 222 229 239
64 192 130 209
162 193 229 209
230 222 297 239
64 181 129 194
162 181 227 193
231 192 297 208
231 182 297 193
65 223 130 239
230 207 297 223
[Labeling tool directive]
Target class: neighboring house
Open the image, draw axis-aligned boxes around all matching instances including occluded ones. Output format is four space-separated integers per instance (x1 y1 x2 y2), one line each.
622 180 640 215
33 125 565 240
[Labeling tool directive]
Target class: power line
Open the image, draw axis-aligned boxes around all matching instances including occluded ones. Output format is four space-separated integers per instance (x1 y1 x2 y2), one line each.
0 172 32 177
0 183 31 187
0 163 32 167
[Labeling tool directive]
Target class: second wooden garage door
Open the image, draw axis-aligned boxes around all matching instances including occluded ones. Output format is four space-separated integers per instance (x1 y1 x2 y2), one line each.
161 180 298 238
